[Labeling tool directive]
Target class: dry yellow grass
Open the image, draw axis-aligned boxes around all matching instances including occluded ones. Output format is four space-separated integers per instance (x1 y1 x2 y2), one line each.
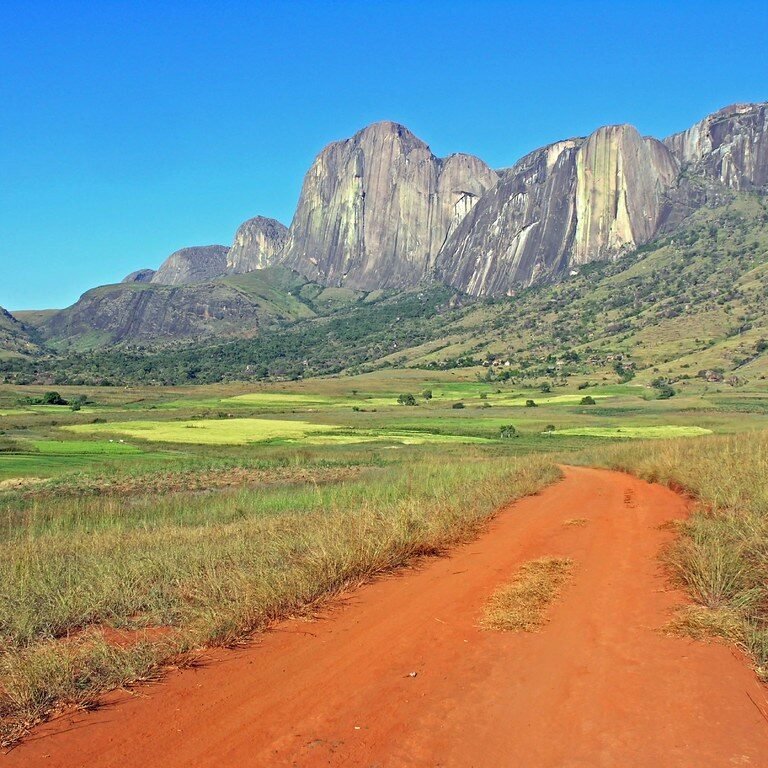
481 557 574 632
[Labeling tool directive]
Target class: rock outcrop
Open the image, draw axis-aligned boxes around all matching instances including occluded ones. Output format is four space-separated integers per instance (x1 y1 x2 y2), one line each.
664 103 768 190
150 245 229 286
435 125 679 295
280 121 498 290
122 269 156 284
39 270 317 348
226 217 288 274
0 307 41 357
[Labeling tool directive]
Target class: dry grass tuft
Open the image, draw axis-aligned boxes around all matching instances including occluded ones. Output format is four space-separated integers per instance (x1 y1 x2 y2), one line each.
665 605 744 644
563 518 588 527
481 557 574 632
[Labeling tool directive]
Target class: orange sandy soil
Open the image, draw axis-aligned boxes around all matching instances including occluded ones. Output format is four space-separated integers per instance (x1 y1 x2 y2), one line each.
4 466 768 767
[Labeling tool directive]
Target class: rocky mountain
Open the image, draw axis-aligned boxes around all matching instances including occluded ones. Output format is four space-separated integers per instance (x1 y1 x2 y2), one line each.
280 121 499 290
435 126 680 295
664 103 768 190
433 104 768 297
227 216 288 274
34 268 357 349
11 101 768 357
150 245 229 286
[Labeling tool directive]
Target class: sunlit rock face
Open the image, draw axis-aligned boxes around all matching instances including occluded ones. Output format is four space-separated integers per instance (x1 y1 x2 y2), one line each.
572 125 679 265
435 126 679 296
664 103 768 190
226 216 288 273
280 121 498 290
150 245 229 286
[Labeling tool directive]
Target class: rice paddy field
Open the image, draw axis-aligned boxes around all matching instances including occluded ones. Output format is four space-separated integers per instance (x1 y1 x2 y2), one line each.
2 368 768 742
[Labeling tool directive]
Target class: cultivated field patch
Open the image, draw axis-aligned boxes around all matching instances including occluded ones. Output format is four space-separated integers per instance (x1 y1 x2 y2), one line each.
550 426 712 439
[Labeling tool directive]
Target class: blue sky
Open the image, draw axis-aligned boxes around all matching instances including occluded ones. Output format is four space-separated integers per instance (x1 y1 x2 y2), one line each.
1 0 766 309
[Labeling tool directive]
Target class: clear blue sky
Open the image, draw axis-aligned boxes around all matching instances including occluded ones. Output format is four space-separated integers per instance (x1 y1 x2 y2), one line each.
1 0 766 309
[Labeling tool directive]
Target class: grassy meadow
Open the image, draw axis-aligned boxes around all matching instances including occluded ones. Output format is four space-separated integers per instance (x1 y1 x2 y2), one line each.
1 368 768 742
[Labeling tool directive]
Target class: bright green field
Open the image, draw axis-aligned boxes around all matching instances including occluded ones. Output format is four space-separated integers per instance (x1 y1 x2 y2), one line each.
30 440 143 455
550 426 713 439
65 418 492 446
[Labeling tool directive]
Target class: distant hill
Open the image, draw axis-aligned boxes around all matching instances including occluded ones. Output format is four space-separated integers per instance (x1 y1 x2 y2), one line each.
34 267 366 350
0 307 42 359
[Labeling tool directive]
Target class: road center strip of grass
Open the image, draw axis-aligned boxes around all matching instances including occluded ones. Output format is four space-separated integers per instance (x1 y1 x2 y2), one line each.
481 557 574 632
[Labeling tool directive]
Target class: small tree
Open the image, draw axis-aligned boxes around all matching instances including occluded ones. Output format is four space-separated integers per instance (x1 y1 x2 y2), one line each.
422 389 433 400
499 425 517 439
580 395 596 405
540 383 551 393
42 391 67 406
525 399 537 408
544 424 556 435
397 393 417 406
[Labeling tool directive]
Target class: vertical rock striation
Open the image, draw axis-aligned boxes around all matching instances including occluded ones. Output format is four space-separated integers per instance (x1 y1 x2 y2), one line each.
664 103 768 190
435 125 680 296
280 121 498 290
226 216 289 273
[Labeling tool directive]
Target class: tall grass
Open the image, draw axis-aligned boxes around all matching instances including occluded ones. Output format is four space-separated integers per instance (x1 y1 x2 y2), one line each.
0 453 558 744
574 431 768 678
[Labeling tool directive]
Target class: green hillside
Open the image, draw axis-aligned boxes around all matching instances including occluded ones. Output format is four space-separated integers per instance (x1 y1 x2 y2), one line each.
3 194 768 385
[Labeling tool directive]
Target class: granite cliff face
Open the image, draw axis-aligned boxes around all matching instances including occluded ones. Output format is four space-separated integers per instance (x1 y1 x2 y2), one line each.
226 217 288 273
664 103 768 190
435 125 679 295
280 121 498 290
150 245 229 286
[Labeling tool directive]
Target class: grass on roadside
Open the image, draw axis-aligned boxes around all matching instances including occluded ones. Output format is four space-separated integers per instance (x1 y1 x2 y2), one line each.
0 453 559 745
480 556 574 632
573 431 768 679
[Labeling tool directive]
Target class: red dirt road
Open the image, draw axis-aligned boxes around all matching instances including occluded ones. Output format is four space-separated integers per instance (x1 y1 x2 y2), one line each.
5 466 768 767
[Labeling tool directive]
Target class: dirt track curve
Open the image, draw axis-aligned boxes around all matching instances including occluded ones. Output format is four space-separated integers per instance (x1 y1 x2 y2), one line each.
5 466 768 767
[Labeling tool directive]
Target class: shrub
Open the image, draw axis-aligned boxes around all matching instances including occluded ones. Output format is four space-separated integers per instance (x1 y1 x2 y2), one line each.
525 400 537 408
397 393 417 406
421 390 433 400
580 396 596 405
42 392 67 406
452 402 465 409
499 425 517 439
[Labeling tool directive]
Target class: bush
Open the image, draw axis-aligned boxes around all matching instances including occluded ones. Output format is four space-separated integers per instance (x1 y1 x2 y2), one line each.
452 402 465 409
42 392 67 406
525 400 537 408
499 425 517 439
397 393 417 406
421 390 433 400
580 396 596 405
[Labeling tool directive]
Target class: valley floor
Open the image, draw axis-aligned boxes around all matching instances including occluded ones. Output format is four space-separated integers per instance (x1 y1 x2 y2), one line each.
5 466 767 767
